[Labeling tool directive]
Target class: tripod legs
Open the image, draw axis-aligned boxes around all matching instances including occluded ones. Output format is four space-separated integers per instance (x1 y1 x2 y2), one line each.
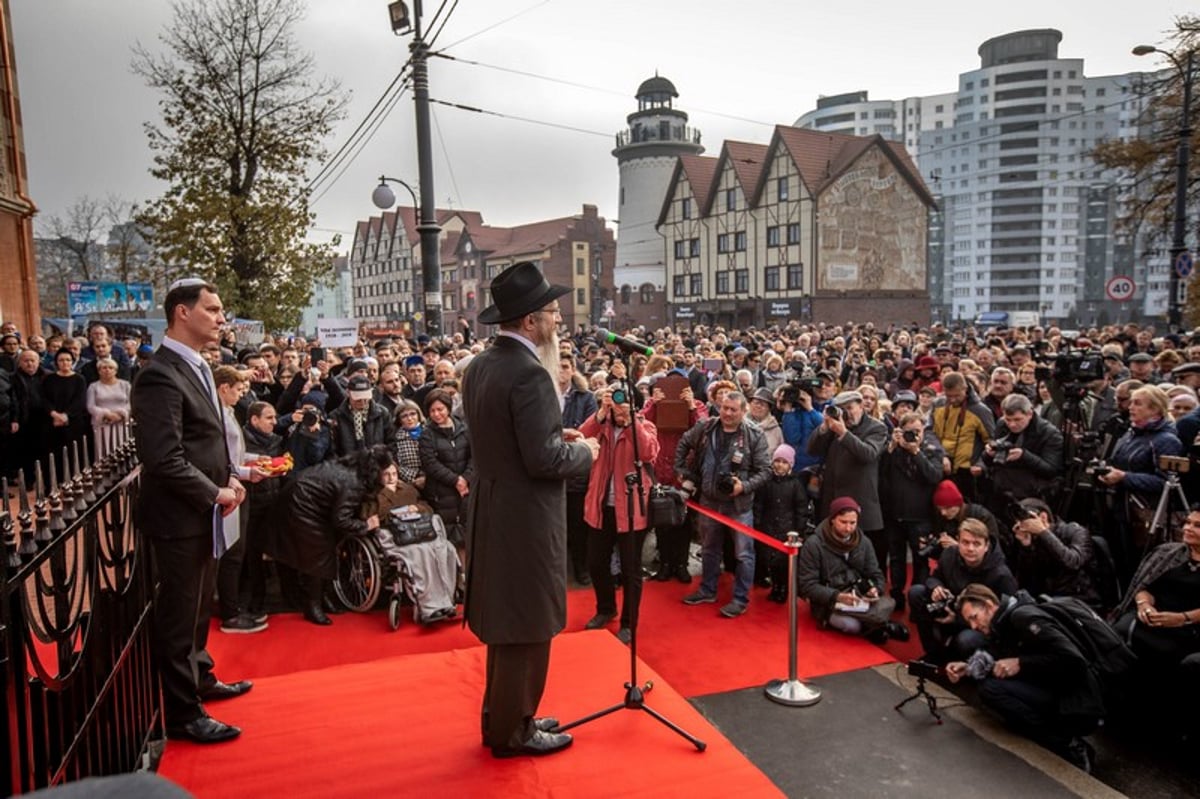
556 677 707 750
894 677 943 724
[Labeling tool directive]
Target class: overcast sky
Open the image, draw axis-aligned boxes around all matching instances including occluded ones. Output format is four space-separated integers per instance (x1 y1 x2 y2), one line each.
10 0 1191 250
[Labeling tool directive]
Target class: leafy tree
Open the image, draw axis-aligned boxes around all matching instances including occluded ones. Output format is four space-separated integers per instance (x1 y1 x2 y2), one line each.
1092 16 1200 321
132 0 347 329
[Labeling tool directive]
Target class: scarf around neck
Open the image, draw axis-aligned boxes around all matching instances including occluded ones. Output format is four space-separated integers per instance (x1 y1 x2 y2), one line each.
822 518 861 554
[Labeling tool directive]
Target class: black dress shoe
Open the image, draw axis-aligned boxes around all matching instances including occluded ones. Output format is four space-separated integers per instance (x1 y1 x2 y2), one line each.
533 716 559 732
885 621 911 642
322 596 346 615
492 729 573 758
303 602 332 626
200 679 253 702
167 715 242 744
675 564 692 583
583 613 615 630
616 627 632 645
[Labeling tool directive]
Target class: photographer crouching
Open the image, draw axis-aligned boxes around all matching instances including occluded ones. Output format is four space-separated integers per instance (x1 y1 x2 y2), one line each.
908 518 1017 663
946 585 1111 773
577 384 660 643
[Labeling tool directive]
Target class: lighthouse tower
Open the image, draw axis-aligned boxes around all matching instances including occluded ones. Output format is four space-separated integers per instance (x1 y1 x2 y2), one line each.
612 75 703 329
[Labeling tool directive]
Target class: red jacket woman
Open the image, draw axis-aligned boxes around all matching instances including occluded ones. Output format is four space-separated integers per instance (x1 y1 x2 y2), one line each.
579 402 660 532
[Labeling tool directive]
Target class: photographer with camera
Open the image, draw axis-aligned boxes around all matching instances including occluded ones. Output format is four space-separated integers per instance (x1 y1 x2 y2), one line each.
974 393 1064 523
675 391 771 618
931 372 995 503
908 518 1017 663
945 584 1108 773
808 390 889 568
778 370 834 469
1010 498 1102 609
879 412 946 610
577 383 660 643
796 496 908 643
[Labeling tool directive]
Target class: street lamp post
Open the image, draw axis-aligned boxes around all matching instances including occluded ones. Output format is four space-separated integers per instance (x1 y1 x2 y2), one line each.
382 1 442 337
1134 44 1195 332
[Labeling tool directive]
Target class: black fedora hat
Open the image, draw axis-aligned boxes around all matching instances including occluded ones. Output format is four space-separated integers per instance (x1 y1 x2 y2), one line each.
478 261 570 325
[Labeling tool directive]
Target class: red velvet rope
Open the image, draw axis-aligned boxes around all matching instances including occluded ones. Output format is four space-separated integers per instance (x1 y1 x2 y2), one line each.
685 499 793 554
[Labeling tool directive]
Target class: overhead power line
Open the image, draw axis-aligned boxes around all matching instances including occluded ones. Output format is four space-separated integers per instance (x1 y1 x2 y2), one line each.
428 97 611 138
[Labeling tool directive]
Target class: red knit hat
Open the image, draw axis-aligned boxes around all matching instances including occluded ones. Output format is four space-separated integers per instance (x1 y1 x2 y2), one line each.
932 480 964 508
829 496 861 516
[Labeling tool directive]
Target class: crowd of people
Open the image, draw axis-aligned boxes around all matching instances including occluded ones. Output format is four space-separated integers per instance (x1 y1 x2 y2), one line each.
3 304 1199 768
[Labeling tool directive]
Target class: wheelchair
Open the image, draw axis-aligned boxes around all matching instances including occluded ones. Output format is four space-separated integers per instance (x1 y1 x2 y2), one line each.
333 511 461 631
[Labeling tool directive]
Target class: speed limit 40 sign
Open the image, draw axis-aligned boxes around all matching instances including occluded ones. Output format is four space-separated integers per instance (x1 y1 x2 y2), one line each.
1105 275 1135 302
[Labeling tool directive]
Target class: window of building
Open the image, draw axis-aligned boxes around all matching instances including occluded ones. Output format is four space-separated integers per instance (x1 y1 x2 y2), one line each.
767 226 781 247
620 285 631 304
682 198 692 219
726 188 737 211
689 273 702 295
735 269 749 292
777 176 789 202
576 257 585 276
787 223 801 245
674 240 686 259
765 266 780 290
640 284 654 304
716 272 730 294
576 288 586 305
717 233 730 253
673 275 686 296
689 238 700 257
734 231 747 251
787 263 803 290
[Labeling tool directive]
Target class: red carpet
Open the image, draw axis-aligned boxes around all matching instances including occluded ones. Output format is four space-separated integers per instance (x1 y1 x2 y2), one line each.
206 577 895 697
159 632 783 799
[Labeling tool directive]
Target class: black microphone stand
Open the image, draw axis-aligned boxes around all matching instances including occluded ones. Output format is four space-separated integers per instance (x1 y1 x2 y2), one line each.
556 361 706 751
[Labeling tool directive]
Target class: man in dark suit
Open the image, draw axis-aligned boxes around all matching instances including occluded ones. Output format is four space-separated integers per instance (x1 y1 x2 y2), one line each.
132 278 250 744
463 261 599 759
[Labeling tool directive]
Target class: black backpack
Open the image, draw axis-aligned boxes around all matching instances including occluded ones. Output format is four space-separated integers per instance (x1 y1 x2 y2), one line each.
1035 594 1137 682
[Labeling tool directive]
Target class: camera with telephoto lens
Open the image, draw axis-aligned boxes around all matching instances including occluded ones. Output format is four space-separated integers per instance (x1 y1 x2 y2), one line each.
990 436 1013 464
301 409 321 428
824 404 842 421
916 534 943 561
715 472 737 495
902 429 920 444
1010 501 1039 522
926 592 956 617
1036 348 1105 404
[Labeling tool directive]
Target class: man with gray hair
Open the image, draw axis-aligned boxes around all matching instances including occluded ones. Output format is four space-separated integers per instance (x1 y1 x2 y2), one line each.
976 392 1064 533
675 390 771 618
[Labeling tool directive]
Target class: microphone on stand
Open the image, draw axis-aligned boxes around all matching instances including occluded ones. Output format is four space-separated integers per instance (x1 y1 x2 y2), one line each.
596 328 654 357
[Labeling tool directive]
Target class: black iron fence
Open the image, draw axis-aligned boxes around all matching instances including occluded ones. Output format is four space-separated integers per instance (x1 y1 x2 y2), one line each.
1 428 160 796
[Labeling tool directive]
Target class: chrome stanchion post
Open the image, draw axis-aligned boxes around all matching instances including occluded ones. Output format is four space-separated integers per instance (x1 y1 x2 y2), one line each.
765 531 822 706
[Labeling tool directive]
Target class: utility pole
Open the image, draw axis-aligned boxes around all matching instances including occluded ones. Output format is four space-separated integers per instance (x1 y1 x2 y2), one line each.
385 1 442 337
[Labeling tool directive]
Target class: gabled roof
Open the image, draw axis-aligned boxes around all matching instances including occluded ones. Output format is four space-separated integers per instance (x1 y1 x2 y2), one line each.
655 154 718 228
470 215 582 260
393 207 485 247
701 140 768 215
766 126 936 208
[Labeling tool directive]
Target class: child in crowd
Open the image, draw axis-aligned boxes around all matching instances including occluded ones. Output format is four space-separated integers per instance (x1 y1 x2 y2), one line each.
753 444 810 602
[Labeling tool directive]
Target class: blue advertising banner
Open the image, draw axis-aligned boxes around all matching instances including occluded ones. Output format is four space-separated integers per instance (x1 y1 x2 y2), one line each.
67 281 154 314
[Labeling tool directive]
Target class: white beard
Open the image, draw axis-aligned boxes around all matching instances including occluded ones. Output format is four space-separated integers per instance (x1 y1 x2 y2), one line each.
537 331 561 378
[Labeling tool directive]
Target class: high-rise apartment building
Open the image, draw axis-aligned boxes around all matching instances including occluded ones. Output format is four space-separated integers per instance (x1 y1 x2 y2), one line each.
795 29 1166 326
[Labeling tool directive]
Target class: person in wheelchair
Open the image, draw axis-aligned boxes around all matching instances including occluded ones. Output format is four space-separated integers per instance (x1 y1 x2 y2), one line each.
265 445 389 625
361 459 461 626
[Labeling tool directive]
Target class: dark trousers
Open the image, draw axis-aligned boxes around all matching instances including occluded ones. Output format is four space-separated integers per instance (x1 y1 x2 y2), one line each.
655 510 692 570
952 468 979 504
587 506 646 629
149 533 218 726
215 508 249 621
566 490 588 578
908 584 986 662
481 640 551 749
864 528 886 577
242 503 274 613
977 677 1098 753
886 519 930 596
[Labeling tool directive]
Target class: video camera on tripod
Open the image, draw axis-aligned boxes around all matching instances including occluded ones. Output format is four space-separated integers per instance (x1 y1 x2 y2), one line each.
778 372 825 406
1034 349 1105 405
